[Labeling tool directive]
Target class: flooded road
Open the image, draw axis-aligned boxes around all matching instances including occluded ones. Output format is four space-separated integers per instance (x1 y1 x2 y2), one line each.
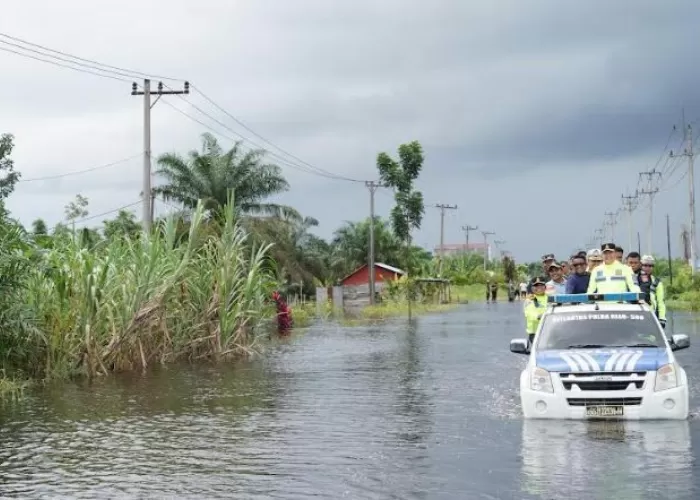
0 302 699 499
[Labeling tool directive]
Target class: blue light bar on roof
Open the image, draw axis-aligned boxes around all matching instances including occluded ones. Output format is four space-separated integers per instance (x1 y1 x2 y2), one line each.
547 292 643 304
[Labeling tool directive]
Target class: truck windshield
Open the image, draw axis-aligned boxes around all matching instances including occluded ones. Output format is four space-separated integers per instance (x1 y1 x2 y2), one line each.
537 310 665 350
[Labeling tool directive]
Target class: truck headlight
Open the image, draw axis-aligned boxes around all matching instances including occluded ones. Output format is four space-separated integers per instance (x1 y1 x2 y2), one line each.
530 367 554 393
655 363 678 392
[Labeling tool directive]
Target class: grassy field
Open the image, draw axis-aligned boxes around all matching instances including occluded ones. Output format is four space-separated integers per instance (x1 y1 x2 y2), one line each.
288 282 510 327
450 283 517 302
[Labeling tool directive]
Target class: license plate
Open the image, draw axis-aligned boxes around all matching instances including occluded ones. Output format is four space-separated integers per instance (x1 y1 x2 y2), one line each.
586 406 624 417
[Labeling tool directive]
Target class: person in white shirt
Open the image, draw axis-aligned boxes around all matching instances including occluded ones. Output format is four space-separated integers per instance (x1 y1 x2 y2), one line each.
518 281 527 299
545 261 567 295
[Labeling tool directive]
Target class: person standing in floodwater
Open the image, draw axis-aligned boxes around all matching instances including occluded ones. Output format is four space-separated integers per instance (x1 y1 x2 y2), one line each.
272 291 293 334
486 280 498 302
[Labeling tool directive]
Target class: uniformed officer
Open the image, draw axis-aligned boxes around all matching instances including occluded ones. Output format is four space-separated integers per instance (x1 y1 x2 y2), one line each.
524 276 548 345
639 255 667 328
526 253 556 295
586 242 641 294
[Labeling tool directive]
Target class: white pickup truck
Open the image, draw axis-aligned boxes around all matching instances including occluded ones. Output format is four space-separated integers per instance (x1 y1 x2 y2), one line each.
510 292 690 420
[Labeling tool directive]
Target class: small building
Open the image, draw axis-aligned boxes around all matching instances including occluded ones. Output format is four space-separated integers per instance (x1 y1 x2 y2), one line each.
340 262 405 287
340 262 405 310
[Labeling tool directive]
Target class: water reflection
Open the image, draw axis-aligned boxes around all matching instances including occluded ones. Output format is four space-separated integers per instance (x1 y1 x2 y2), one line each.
0 362 281 499
520 420 693 499
0 303 698 498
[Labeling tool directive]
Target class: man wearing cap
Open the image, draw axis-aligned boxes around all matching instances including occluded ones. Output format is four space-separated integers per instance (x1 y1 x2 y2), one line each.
541 253 556 271
639 255 667 328
545 261 567 295
587 248 603 272
524 276 548 345
527 254 556 295
587 243 640 294
560 261 571 279
566 253 590 293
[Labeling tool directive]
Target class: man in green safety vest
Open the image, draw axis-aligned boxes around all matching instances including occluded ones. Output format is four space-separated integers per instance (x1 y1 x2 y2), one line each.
639 255 667 329
524 276 548 345
587 242 640 294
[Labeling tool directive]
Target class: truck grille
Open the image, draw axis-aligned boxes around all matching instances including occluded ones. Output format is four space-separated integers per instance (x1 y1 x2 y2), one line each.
559 371 647 391
567 398 643 406
562 381 644 391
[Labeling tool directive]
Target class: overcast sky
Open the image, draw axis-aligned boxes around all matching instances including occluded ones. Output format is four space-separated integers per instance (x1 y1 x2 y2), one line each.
2 0 700 262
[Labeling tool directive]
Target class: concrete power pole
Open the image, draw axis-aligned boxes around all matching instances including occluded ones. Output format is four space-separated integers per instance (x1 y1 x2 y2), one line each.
366 180 384 304
621 192 638 253
604 211 617 242
639 170 661 255
670 121 697 272
594 228 604 246
435 204 458 275
131 79 190 233
688 124 696 272
481 230 495 270
461 224 478 253
494 240 506 259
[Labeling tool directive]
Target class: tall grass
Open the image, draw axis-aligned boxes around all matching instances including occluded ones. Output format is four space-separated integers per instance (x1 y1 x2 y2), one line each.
3 197 276 382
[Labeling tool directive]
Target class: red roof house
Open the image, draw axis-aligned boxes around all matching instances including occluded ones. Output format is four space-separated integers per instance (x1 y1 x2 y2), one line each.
340 262 405 287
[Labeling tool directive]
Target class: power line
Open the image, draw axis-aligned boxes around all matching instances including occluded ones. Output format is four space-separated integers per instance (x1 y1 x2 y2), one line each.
0 31 181 81
19 155 140 182
189 84 360 182
158 96 364 183
48 200 141 233
162 83 364 183
0 43 131 82
0 32 368 185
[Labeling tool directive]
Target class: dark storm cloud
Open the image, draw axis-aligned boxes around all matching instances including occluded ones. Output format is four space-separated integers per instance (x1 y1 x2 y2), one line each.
3 0 699 260
243 0 700 181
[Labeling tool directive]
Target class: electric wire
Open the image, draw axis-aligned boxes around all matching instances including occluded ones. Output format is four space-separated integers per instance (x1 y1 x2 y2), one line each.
19 155 140 182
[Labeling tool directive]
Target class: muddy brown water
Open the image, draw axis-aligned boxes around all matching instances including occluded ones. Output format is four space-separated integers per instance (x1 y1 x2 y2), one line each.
0 302 698 499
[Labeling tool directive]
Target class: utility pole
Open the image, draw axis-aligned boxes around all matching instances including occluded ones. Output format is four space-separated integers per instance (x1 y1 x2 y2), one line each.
667 214 673 287
365 181 384 304
671 122 696 272
638 169 661 255
481 230 495 270
131 79 190 233
435 204 458 275
461 224 478 253
494 240 506 262
594 228 604 246
604 211 617 242
621 192 638 253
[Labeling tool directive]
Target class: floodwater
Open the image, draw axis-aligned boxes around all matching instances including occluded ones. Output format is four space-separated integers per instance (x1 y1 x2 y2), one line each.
0 303 699 499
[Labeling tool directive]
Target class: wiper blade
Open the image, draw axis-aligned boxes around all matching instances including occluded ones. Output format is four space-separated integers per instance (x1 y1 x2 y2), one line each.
566 344 606 349
619 343 659 348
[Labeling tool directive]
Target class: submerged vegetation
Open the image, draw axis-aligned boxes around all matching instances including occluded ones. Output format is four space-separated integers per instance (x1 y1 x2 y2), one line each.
0 196 276 383
0 131 509 392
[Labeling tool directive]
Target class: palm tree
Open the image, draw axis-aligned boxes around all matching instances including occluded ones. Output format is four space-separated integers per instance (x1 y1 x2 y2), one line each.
154 132 301 221
331 217 406 278
246 214 331 290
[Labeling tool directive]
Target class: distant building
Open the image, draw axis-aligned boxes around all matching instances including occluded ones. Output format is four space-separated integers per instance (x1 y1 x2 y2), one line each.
339 262 406 310
433 242 492 260
341 262 405 287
